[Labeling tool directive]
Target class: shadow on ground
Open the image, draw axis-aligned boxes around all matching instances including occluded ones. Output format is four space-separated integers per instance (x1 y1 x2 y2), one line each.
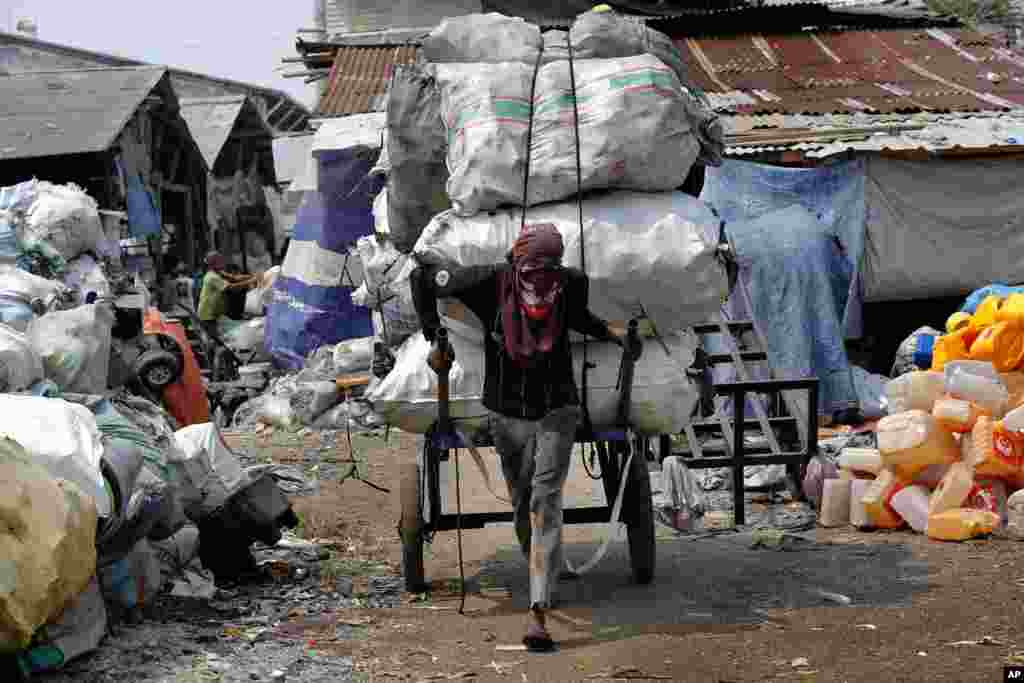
470 531 929 639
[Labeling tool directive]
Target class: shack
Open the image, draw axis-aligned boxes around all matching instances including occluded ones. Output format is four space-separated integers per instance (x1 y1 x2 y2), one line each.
179 96 278 273
0 66 209 273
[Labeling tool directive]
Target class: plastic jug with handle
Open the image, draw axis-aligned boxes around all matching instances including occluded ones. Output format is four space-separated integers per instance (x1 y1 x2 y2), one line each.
890 484 930 533
932 396 987 433
970 414 1023 484
838 447 882 475
944 361 1009 416
996 293 1024 325
931 327 977 371
926 509 999 541
885 371 945 414
861 469 905 529
928 461 975 516
968 321 1024 372
877 410 960 468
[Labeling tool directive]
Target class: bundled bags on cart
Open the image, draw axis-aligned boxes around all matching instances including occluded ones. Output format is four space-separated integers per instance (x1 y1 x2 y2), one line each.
367 318 700 435
435 54 699 217
384 9 723 252
413 190 728 332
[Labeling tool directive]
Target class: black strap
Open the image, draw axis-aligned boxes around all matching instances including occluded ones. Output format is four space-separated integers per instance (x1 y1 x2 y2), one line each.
566 34 596 439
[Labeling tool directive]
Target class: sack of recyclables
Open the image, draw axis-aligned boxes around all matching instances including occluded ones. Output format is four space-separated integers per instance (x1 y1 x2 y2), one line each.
413 190 729 333
366 317 700 435
434 54 700 216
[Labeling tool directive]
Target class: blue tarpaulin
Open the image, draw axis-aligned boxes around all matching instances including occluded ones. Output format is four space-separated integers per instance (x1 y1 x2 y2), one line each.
701 158 884 419
266 149 385 369
124 172 162 238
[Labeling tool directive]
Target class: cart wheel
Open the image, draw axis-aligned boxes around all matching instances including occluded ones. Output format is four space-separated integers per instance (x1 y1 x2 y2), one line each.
623 446 656 585
399 462 426 593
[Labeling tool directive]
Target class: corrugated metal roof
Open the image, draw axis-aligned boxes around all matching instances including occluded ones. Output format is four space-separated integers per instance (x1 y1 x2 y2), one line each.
681 28 1024 115
179 96 247 169
316 45 418 116
723 111 1024 156
0 66 167 161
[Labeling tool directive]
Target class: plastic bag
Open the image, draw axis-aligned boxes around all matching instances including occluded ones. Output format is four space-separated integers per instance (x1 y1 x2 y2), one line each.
653 455 704 532
312 399 374 430
0 395 111 517
63 254 110 306
368 323 699 435
421 13 543 64
0 323 44 391
435 55 699 216
414 190 727 332
0 437 98 652
333 336 374 373
290 381 341 425
0 264 65 304
802 455 840 509
384 65 451 253
14 576 107 674
98 540 163 611
219 317 267 357
26 303 114 395
171 423 249 519
21 182 106 262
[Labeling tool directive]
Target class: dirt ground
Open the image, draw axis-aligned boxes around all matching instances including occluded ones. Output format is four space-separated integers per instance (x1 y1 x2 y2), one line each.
257 429 1024 683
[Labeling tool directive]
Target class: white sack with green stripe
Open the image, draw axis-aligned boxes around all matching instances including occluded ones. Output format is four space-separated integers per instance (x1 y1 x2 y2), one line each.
433 54 701 216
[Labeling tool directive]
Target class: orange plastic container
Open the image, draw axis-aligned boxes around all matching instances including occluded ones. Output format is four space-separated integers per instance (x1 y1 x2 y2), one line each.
932 327 978 371
969 415 1023 484
926 509 999 541
876 410 960 469
969 321 1024 372
861 469 905 529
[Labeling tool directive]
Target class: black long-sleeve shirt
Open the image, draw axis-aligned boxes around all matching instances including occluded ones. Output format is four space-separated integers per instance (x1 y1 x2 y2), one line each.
410 262 614 420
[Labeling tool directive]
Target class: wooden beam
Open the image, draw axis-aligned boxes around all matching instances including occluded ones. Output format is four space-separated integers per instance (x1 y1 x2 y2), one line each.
266 98 288 120
278 108 305 130
167 145 183 185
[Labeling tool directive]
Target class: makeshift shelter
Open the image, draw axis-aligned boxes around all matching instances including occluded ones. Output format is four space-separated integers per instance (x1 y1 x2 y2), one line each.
179 96 278 274
0 66 209 274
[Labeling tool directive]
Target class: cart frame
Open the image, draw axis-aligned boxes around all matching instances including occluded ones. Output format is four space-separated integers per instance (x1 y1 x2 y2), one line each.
398 318 820 592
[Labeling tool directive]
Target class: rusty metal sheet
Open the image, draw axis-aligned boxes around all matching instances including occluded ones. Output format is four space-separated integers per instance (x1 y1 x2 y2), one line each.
316 45 417 117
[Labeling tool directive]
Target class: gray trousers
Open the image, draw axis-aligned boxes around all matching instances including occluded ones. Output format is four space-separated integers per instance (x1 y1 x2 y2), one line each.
490 405 580 610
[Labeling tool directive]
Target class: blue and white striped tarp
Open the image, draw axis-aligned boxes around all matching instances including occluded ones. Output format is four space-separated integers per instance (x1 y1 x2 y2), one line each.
266 149 384 369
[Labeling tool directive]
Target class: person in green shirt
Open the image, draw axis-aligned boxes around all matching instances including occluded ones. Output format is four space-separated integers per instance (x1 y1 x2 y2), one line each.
197 251 259 353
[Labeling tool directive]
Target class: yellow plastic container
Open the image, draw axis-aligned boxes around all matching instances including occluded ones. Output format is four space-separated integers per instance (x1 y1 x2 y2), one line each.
931 327 977 371
946 311 973 334
971 295 1005 330
969 321 1024 372
969 415 1022 484
928 461 975 516
926 509 999 541
996 293 1024 325
876 410 961 469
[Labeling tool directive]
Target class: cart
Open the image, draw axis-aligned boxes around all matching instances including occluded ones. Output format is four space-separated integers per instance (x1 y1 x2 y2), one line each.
397 317 820 593
399 320 655 593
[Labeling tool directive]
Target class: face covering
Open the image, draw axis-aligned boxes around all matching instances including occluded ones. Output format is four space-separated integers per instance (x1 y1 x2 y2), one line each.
499 223 566 366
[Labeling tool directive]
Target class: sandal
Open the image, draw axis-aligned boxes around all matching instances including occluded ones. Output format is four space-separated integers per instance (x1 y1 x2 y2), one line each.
523 621 556 653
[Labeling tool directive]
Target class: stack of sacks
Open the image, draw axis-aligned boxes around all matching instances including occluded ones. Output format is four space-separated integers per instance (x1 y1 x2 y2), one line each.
366 10 731 434
382 9 724 253
821 360 1022 540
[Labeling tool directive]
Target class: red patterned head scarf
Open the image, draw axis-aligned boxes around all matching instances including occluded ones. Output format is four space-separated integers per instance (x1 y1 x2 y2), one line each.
499 223 566 365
